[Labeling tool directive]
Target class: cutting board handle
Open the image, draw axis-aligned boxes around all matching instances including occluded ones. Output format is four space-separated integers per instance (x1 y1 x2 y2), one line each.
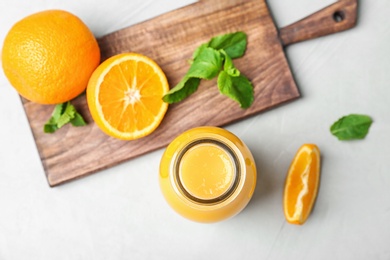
279 0 358 46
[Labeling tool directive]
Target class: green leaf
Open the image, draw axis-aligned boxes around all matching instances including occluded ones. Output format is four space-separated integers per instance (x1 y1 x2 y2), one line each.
57 102 76 128
221 50 240 77
162 77 201 104
218 70 233 93
192 32 247 60
43 101 87 133
43 124 58 134
162 31 253 108
44 103 65 133
51 103 66 121
217 71 254 108
192 43 208 60
330 114 373 140
70 113 87 127
187 47 223 80
208 31 247 59
163 48 221 103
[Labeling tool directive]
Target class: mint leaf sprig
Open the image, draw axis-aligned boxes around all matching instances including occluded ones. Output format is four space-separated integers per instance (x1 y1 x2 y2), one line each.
330 114 373 141
163 31 254 109
44 101 87 133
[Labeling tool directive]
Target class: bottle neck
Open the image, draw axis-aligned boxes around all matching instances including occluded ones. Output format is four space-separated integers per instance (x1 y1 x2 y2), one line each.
174 139 241 205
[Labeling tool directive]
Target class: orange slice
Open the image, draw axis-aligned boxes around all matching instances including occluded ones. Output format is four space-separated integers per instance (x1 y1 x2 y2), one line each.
87 53 169 140
283 144 321 225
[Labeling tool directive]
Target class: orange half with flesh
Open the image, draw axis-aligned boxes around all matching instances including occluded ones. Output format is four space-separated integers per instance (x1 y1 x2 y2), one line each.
87 53 169 140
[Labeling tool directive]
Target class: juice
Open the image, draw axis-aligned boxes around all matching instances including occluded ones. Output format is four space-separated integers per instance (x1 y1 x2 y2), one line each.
179 142 235 201
159 126 257 223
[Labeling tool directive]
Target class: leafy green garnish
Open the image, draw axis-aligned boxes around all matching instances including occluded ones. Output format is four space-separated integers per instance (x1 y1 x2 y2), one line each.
163 31 254 109
44 101 87 133
193 31 247 59
330 114 373 140
218 72 254 109
187 47 223 79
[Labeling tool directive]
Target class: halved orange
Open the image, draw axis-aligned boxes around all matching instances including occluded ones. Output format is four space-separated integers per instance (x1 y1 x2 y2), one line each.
283 144 321 225
87 53 169 140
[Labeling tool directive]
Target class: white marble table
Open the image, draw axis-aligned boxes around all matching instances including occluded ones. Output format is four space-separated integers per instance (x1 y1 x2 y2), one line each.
1 0 389 259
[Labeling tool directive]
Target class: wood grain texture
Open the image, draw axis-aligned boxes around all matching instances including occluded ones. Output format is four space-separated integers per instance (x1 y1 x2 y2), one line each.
22 0 357 186
279 0 358 46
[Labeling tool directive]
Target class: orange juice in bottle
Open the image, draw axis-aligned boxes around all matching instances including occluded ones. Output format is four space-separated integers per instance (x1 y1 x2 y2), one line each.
159 126 257 223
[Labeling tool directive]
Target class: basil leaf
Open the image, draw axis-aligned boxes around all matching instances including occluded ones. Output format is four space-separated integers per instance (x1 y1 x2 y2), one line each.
330 114 373 140
217 71 254 108
162 77 201 104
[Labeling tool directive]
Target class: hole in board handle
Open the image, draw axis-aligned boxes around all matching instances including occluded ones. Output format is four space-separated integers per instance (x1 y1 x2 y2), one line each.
333 11 345 23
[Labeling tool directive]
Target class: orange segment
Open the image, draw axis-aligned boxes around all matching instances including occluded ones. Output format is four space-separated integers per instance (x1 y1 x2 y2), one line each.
87 53 169 140
283 144 321 225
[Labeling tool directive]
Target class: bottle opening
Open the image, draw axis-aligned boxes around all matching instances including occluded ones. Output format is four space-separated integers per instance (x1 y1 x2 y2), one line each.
175 139 240 204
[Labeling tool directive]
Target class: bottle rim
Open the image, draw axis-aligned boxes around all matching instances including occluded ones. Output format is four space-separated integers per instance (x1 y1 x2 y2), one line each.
172 138 241 206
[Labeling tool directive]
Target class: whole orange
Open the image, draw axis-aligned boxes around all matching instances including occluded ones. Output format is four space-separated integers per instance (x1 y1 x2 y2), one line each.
1 10 100 104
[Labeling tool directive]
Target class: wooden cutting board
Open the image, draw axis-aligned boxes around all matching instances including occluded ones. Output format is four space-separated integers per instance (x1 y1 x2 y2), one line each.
22 0 357 186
